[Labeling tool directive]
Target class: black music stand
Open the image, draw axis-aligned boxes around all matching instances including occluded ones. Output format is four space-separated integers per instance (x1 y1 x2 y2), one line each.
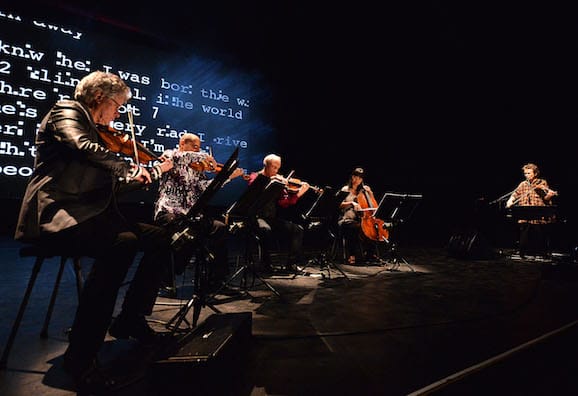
374 192 422 272
506 205 558 221
215 174 284 297
164 147 240 335
302 188 350 280
506 205 558 260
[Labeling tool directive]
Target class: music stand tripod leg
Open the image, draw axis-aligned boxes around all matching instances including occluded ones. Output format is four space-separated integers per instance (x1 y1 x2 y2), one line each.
210 258 249 297
385 242 415 272
306 229 350 280
330 260 350 280
212 231 282 298
164 246 220 336
219 232 259 296
316 249 350 280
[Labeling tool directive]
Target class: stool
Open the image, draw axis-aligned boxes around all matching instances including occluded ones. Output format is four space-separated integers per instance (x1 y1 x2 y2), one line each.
0 245 84 369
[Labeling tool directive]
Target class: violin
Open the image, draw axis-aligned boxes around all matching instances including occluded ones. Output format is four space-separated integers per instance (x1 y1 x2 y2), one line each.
285 177 322 194
534 180 558 197
189 157 223 173
356 186 389 242
96 125 159 164
189 156 250 180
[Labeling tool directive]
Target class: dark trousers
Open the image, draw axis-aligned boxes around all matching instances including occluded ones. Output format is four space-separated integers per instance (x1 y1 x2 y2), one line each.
519 223 549 256
157 214 229 283
48 209 170 366
339 220 378 259
340 221 363 258
255 217 304 265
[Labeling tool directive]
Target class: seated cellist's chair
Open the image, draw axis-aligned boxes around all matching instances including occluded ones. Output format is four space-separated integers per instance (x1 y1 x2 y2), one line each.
0 244 84 369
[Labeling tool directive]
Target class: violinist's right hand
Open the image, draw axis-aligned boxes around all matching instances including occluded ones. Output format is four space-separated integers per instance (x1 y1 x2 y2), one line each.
271 174 288 184
130 164 152 184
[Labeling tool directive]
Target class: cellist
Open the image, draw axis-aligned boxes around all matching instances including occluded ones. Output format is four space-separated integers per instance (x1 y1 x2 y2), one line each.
337 167 380 265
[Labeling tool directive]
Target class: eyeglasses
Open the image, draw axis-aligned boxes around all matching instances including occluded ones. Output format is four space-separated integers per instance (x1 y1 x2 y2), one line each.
107 96 124 109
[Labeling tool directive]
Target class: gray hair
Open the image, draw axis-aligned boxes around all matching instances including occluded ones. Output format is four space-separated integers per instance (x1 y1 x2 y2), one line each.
74 71 131 110
263 153 281 166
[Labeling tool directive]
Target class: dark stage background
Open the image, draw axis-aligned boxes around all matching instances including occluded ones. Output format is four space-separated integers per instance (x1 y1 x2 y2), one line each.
1 1 575 251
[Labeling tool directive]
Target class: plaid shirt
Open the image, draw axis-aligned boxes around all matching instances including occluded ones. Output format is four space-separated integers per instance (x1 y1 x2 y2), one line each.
510 178 555 224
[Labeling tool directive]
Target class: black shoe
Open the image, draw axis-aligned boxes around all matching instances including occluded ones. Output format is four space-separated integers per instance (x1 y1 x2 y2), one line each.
283 264 302 274
63 354 118 394
158 285 177 298
109 315 160 343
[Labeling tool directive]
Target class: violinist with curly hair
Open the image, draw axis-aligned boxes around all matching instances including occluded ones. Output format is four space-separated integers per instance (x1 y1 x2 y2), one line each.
14 71 173 392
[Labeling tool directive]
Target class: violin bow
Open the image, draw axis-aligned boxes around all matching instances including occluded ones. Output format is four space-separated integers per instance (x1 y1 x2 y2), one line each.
127 110 140 164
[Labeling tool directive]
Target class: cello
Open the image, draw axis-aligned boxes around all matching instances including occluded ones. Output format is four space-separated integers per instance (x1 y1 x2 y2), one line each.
356 186 389 242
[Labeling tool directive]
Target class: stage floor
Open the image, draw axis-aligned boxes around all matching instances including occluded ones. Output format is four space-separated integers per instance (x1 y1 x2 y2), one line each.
1 236 578 395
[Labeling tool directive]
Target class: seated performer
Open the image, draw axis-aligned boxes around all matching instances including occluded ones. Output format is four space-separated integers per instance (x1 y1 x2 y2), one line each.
246 153 310 272
154 133 245 288
506 162 557 258
14 71 173 393
337 167 381 265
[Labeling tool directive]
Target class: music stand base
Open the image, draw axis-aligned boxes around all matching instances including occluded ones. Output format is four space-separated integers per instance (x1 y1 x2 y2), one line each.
306 253 350 280
215 262 282 298
164 292 222 336
382 243 415 272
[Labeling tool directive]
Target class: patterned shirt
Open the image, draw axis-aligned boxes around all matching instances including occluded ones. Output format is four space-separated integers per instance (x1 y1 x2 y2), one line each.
509 178 554 224
153 149 212 222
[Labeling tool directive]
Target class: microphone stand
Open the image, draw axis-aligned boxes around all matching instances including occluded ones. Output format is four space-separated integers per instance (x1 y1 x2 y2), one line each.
489 189 515 206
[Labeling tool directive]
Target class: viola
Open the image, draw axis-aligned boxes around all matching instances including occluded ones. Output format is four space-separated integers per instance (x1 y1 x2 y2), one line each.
356 187 389 242
96 125 159 164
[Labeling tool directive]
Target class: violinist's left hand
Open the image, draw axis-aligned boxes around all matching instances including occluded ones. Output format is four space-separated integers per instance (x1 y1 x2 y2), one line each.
544 188 558 199
204 155 218 171
230 167 245 180
158 158 173 174
296 182 310 198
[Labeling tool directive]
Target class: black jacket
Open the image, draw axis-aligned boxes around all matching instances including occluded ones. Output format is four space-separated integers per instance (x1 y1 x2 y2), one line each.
14 100 137 242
